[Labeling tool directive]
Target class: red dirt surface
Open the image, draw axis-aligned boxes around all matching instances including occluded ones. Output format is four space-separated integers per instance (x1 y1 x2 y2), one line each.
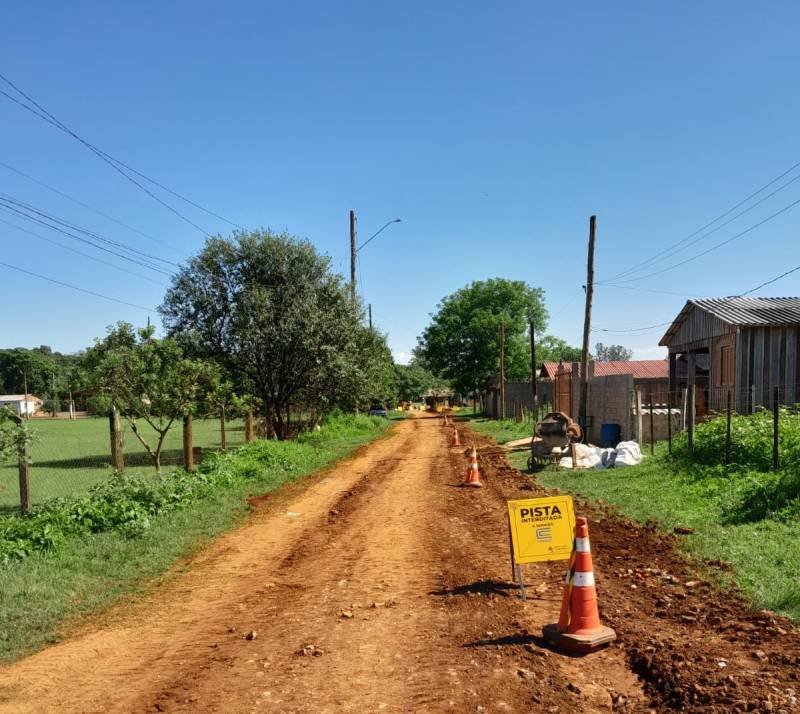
0 413 797 712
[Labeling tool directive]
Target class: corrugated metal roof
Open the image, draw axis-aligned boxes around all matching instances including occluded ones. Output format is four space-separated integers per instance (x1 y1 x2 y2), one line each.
690 297 800 325
540 360 668 380
659 297 800 346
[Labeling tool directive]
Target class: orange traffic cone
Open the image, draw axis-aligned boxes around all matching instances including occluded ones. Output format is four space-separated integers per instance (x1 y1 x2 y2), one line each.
451 428 461 447
442 414 449 427
543 516 616 653
463 446 483 487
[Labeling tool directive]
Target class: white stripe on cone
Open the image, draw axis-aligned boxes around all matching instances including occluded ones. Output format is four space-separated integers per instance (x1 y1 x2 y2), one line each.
575 537 591 552
572 571 595 587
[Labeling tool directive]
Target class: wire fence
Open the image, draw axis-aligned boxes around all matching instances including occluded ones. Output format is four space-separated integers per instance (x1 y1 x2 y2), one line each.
487 380 800 469
0 415 248 515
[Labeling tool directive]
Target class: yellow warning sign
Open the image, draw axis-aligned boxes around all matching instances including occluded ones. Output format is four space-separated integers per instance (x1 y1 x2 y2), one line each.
507 496 576 563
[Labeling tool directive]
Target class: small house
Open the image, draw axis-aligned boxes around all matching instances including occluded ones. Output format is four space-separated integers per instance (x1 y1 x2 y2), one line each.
0 394 42 416
659 297 800 415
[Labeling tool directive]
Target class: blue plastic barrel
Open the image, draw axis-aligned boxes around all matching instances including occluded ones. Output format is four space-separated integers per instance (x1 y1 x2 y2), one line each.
600 423 621 447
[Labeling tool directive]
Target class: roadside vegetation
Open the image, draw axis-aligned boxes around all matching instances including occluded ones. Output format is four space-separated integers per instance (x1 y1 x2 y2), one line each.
469 411 800 620
0 412 392 662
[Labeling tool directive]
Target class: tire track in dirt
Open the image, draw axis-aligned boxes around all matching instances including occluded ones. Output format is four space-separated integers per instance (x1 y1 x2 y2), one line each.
6 413 794 712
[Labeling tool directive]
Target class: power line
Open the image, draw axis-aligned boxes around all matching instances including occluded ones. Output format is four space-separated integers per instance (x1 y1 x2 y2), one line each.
740 264 800 296
0 217 167 287
0 259 155 312
0 159 183 256
603 194 800 285
0 73 242 235
597 283 707 298
0 198 170 276
600 158 800 284
591 320 673 334
0 193 178 266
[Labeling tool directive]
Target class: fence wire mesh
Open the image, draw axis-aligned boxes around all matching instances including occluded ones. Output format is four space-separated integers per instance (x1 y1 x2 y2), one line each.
0 416 247 514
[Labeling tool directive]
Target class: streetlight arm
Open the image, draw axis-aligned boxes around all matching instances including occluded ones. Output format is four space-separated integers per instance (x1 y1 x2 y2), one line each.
356 218 401 252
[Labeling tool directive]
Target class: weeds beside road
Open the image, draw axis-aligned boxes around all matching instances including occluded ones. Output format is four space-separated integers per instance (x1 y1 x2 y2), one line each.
0 413 393 662
469 412 800 621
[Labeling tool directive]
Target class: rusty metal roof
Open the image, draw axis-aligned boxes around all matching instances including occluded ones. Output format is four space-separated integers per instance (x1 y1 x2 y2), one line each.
659 297 800 346
540 360 668 380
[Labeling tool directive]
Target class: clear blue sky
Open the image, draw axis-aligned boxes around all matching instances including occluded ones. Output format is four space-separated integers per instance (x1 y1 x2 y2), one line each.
2 2 800 361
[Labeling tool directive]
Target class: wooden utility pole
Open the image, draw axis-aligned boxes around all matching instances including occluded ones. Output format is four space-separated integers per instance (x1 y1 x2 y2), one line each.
499 320 506 420
529 320 537 421
108 406 124 472
368 304 373 330
579 215 596 431
350 210 357 303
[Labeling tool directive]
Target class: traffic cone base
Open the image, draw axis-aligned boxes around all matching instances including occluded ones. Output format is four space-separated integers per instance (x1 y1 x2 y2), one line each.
542 623 616 654
543 516 616 653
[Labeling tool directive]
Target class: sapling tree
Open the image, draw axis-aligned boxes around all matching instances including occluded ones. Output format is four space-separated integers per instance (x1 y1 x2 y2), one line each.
83 323 215 474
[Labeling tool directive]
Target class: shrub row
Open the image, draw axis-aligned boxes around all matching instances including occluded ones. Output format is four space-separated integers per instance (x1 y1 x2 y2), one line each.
0 412 386 564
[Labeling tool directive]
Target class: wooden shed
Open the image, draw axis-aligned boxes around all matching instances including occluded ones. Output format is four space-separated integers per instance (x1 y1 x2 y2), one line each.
659 297 800 414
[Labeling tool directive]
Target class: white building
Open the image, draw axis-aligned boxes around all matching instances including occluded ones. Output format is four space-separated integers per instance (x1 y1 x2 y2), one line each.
0 395 42 416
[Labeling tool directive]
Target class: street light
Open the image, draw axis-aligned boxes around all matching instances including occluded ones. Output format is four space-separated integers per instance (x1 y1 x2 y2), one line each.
357 218 402 253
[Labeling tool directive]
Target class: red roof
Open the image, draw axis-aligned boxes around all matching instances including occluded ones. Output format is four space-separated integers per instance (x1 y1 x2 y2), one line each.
541 360 668 380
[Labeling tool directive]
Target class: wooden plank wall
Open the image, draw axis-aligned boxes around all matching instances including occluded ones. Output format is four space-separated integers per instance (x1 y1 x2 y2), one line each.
743 326 800 409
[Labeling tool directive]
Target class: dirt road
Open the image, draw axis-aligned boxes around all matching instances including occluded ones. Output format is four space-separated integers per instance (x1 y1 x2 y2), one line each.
1 414 799 712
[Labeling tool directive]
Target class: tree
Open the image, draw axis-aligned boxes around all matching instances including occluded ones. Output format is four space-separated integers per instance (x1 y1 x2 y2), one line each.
392 363 436 403
417 278 548 398
83 323 215 474
537 335 583 364
594 343 633 361
160 230 384 438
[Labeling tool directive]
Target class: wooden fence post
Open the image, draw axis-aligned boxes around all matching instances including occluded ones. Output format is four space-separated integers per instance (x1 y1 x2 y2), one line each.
687 385 695 454
773 385 780 471
183 414 194 471
245 407 254 443
667 389 673 454
109 406 124 472
648 391 655 455
635 390 643 444
725 389 732 466
219 407 227 451
13 416 30 514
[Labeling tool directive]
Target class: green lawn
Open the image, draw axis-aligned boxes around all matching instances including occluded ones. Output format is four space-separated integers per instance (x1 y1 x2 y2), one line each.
0 417 245 513
469 415 800 621
0 413 393 662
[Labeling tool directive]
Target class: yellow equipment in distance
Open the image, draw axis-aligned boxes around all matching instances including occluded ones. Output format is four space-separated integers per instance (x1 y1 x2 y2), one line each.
507 495 576 563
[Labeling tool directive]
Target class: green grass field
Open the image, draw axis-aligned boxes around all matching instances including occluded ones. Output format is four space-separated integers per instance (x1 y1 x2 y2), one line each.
469 415 800 621
0 417 245 513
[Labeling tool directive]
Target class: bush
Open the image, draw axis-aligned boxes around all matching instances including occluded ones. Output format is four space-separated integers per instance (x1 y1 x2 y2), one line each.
671 408 800 472
0 439 310 564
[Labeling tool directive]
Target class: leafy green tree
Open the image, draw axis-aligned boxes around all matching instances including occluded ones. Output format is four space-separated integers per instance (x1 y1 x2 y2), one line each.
594 342 633 361
392 363 436 402
83 323 215 474
537 335 583 364
417 279 548 398
160 230 385 438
